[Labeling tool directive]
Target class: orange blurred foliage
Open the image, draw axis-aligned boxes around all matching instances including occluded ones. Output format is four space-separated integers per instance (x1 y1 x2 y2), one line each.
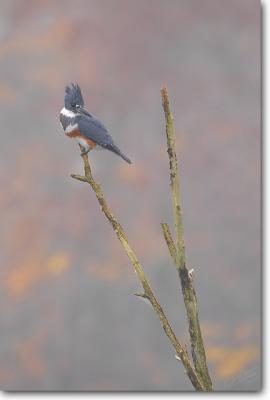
201 322 225 339
87 259 128 282
207 345 259 379
6 251 71 297
47 252 71 276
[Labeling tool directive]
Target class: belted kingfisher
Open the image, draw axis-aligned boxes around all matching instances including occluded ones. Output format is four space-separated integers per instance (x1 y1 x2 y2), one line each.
60 83 132 164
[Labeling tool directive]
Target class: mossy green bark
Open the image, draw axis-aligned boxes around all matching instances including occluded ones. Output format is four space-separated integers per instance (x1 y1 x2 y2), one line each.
161 87 212 391
71 145 204 391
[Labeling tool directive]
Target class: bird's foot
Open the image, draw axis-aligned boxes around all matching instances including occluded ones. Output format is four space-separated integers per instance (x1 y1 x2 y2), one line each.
80 149 90 156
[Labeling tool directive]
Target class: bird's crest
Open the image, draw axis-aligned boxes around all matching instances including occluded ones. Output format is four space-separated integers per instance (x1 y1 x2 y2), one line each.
65 83 84 108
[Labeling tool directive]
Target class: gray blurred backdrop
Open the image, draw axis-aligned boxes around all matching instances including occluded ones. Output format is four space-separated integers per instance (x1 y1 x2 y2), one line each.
0 0 260 391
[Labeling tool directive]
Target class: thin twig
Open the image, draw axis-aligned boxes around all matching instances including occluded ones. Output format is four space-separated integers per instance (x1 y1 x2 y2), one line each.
71 145 204 391
160 87 212 391
161 222 177 265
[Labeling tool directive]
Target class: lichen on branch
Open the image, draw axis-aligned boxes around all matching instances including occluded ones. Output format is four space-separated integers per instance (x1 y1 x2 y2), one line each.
160 87 212 391
70 145 204 391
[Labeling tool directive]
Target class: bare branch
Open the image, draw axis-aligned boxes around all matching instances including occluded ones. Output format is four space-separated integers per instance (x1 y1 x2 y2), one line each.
71 174 87 182
134 292 148 299
161 87 185 269
160 87 212 391
161 222 177 265
71 147 205 391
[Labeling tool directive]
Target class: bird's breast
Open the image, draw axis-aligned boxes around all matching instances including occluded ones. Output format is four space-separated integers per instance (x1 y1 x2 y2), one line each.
60 108 97 150
65 123 80 137
64 123 97 149
60 107 77 131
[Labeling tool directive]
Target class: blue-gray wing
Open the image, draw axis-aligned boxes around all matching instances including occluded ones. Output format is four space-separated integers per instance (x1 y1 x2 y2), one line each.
77 114 132 164
77 115 114 147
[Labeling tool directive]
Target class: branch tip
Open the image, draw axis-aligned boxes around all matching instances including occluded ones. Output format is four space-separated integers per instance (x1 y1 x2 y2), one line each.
161 86 212 390
134 292 148 299
161 222 177 266
70 174 87 182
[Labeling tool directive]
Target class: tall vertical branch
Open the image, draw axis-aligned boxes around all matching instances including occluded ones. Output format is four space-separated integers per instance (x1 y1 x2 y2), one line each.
71 146 204 391
161 89 185 269
160 87 212 391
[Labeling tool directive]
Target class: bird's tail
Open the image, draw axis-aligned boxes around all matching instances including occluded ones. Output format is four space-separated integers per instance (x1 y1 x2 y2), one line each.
106 143 132 164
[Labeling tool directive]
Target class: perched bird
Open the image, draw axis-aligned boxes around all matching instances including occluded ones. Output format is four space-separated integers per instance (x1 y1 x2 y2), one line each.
60 83 132 164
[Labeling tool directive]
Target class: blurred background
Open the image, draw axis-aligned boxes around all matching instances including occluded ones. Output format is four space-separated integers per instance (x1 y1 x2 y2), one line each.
0 0 260 391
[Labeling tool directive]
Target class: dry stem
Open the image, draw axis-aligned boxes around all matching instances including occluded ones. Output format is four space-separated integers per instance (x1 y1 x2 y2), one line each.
161 87 212 390
71 145 204 391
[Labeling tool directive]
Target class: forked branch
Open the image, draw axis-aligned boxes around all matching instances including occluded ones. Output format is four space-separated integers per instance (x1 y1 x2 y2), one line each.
161 87 212 390
71 145 204 391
